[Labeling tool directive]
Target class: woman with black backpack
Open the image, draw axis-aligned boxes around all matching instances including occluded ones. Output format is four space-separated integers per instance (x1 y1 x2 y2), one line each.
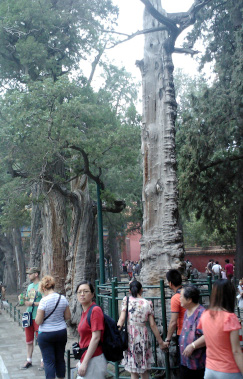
76 280 107 379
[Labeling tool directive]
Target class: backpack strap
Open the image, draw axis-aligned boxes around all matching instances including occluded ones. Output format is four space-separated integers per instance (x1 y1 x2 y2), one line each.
87 304 98 327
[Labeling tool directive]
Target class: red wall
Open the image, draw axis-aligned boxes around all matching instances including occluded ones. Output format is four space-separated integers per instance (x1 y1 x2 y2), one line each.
122 233 141 262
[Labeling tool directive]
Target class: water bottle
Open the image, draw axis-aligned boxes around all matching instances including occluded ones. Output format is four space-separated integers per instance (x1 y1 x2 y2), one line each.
19 293 25 306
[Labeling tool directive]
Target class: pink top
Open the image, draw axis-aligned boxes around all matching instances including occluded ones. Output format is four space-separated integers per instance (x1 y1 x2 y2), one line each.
198 310 241 373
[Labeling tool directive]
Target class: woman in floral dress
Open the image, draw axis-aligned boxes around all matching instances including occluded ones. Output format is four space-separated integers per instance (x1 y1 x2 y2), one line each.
117 280 167 379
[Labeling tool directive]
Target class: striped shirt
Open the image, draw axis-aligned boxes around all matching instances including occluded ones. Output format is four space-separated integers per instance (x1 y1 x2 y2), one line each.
38 292 69 332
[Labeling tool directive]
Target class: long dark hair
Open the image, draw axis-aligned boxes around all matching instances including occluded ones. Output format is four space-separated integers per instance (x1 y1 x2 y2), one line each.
75 280 95 294
130 280 142 298
209 279 235 313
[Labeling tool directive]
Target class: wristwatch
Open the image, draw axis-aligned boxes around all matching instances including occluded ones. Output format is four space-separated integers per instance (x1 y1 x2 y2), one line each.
165 338 171 343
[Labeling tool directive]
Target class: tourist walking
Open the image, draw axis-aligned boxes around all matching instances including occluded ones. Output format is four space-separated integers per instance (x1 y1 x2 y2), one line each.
76 280 107 379
117 280 167 379
19 267 43 370
179 284 206 379
36 275 70 379
225 259 234 280
212 261 222 277
198 279 243 378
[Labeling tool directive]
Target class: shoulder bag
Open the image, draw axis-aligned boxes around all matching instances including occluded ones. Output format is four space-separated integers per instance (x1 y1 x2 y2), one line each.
22 292 38 328
120 296 129 350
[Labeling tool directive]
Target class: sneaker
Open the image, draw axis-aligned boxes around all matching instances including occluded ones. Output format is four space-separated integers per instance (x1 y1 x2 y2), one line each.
20 361 32 370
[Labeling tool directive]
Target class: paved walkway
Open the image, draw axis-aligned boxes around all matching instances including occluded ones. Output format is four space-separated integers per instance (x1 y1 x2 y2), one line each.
0 310 45 378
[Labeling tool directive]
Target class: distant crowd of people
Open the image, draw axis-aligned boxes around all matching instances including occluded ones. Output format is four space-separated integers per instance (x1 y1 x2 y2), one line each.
206 258 235 280
122 260 142 280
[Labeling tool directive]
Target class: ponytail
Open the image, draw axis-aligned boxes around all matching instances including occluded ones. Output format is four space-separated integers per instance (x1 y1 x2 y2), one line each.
130 280 142 298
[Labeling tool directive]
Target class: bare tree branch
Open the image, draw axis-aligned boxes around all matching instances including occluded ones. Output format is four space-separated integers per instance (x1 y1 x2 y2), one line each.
102 200 126 213
174 47 200 55
68 145 104 189
168 0 214 31
88 43 107 85
200 154 243 171
106 26 168 49
140 0 178 34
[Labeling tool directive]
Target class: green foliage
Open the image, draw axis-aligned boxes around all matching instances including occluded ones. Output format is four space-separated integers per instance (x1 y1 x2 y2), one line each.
0 0 118 83
175 0 243 247
0 0 142 239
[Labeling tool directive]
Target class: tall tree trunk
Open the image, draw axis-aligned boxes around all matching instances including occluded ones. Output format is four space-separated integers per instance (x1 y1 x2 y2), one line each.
65 175 97 327
0 233 17 293
12 228 25 290
235 204 243 279
41 186 68 293
29 183 43 268
139 0 184 285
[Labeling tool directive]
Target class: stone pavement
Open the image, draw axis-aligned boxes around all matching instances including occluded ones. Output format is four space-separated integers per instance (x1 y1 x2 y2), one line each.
0 310 45 378
0 308 79 379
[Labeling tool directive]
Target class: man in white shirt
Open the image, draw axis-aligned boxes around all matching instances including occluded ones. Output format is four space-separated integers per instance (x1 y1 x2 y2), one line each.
212 261 222 277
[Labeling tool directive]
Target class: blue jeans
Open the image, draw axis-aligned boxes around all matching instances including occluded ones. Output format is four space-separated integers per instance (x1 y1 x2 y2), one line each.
38 328 67 379
204 368 243 379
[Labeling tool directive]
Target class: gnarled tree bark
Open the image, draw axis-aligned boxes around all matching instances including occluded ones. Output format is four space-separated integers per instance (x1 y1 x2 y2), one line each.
139 0 184 284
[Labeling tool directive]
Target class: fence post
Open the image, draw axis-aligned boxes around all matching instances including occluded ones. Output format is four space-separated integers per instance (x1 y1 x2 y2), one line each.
95 279 100 306
207 275 212 295
111 280 118 320
160 279 171 379
18 309 21 326
66 350 70 379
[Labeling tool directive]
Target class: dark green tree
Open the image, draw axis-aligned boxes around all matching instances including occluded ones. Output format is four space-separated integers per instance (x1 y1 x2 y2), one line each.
176 0 243 276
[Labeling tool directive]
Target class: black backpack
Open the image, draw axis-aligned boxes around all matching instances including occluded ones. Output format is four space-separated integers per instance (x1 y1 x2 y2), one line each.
87 305 124 362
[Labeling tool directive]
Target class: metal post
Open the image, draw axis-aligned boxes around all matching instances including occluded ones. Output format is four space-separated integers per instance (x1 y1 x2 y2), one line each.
95 279 100 306
97 183 105 284
111 280 116 320
160 280 171 379
66 350 70 379
207 275 212 295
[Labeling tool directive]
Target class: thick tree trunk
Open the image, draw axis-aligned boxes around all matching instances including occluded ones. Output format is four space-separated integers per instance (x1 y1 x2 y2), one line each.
235 204 243 279
29 183 43 268
41 186 68 293
139 0 184 285
0 233 17 293
65 175 97 327
12 228 26 290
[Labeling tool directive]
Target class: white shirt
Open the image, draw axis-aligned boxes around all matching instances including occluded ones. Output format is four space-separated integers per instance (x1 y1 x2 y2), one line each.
212 264 222 275
38 292 68 332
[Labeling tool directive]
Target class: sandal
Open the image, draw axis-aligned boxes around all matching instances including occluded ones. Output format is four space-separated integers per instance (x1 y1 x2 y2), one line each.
20 361 32 370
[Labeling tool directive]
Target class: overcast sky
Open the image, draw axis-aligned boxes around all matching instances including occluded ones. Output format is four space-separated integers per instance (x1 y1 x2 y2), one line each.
107 0 201 81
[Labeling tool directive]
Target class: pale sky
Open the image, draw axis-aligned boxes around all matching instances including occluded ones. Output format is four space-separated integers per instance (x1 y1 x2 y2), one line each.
107 0 201 81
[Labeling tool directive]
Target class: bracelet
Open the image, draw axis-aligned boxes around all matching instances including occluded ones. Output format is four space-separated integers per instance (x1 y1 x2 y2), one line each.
165 339 171 343
192 342 196 349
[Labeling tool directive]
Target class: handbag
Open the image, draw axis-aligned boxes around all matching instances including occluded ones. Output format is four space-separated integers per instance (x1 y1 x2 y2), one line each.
72 311 90 359
22 292 38 328
119 296 129 351
72 342 88 360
